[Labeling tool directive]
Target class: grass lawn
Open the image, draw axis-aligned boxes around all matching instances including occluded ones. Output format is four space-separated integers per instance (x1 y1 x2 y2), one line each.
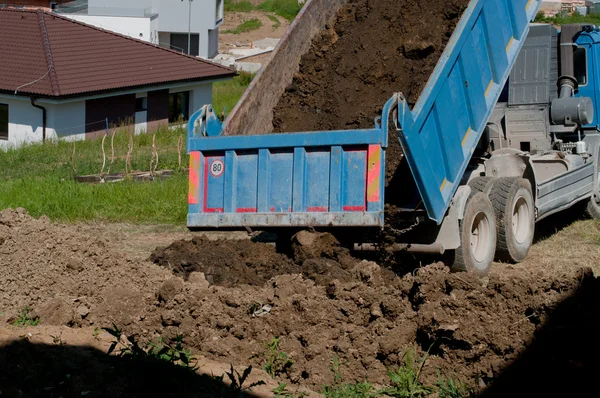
224 0 301 22
222 18 263 35
0 75 253 225
535 11 600 25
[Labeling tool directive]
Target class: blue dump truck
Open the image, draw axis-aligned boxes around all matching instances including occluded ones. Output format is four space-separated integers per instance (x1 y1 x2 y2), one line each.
186 0 600 275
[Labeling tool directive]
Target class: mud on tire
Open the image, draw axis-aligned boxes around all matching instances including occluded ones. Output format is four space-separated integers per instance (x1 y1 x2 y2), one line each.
490 178 535 263
450 192 497 276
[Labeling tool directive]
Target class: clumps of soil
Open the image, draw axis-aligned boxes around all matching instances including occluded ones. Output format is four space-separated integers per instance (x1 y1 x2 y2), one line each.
149 230 382 287
1 209 598 395
272 0 471 132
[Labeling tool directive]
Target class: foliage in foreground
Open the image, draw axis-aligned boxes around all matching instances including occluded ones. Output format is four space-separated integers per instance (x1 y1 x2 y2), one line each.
323 350 473 398
12 307 40 327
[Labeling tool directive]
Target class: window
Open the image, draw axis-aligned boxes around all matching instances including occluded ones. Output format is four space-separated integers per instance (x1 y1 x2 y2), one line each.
168 92 190 122
170 33 200 56
574 46 587 86
50 2 58 10
136 97 148 112
0 104 8 141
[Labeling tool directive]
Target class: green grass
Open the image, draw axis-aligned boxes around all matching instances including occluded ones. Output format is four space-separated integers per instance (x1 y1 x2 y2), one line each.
222 18 263 34
0 74 253 225
224 0 301 22
267 14 281 30
257 0 301 22
224 0 255 12
535 11 600 25
12 307 40 327
213 72 254 116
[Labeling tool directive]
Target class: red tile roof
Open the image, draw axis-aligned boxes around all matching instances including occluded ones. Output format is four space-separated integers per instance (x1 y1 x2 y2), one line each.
0 9 235 98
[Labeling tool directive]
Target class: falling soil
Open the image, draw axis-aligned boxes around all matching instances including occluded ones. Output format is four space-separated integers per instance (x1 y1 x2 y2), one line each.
2 209 599 396
272 0 470 133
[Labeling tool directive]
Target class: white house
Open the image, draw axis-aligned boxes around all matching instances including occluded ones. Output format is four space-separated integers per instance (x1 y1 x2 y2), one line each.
0 8 235 148
56 0 224 59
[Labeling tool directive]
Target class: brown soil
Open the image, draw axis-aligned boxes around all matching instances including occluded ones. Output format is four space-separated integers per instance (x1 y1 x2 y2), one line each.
272 0 470 133
2 209 600 396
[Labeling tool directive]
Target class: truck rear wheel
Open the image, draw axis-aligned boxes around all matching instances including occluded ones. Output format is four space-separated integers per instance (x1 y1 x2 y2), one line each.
585 195 600 219
450 192 497 276
490 178 535 263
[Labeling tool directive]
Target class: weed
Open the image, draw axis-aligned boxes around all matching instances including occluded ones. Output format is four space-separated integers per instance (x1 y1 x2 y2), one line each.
104 324 197 370
92 327 101 338
379 349 433 397
437 371 474 398
50 332 66 346
216 364 266 397
251 337 293 378
267 14 281 30
273 382 309 398
222 18 263 34
12 307 40 327
323 356 378 398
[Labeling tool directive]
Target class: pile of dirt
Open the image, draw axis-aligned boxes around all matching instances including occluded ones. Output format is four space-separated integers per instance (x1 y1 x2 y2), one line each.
272 0 470 133
150 231 390 287
1 209 599 395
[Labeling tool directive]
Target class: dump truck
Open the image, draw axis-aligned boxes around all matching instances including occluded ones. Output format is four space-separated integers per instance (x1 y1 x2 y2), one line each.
186 0 600 275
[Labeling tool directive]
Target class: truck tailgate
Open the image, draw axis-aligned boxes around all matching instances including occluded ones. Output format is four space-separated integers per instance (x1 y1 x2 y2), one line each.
188 98 396 228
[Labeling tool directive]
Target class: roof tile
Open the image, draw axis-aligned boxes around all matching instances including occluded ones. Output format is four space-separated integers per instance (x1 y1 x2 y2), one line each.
0 8 236 97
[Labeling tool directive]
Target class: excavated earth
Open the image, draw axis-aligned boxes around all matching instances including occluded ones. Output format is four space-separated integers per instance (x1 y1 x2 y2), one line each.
1 209 600 396
272 0 471 133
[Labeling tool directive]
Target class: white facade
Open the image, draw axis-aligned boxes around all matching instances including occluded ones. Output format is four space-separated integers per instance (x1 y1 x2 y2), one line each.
58 0 223 59
66 14 159 45
0 82 214 149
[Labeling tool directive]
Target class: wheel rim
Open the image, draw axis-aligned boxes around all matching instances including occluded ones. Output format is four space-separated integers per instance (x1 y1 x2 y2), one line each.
512 196 531 245
470 211 492 266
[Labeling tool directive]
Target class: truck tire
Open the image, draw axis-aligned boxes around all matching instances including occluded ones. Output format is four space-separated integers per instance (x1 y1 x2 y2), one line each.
468 176 495 195
585 195 600 219
490 178 535 263
450 192 497 276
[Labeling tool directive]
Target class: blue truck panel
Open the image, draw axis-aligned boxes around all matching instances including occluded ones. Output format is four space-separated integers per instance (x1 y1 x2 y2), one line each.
396 0 541 223
187 0 541 229
187 97 396 227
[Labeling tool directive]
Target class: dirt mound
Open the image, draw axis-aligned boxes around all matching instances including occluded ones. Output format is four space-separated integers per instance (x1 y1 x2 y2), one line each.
149 231 379 287
272 0 470 133
1 209 598 395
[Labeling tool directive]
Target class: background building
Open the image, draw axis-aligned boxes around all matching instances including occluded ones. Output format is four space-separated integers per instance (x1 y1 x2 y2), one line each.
55 0 224 59
0 8 234 148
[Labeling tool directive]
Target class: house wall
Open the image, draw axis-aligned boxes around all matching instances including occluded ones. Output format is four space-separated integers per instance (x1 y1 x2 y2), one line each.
65 14 156 44
85 0 222 58
0 97 43 149
0 81 215 148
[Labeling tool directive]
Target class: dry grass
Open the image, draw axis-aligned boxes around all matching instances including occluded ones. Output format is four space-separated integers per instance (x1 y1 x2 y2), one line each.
492 210 600 277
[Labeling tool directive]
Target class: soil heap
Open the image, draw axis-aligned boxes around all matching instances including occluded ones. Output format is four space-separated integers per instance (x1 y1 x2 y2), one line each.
1 209 599 396
272 0 470 132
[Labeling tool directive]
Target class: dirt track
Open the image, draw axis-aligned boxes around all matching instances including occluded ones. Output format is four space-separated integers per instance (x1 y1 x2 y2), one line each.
1 209 600 396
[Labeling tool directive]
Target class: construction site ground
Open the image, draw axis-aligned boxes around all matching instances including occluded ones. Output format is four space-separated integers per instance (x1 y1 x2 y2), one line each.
0 208 599 397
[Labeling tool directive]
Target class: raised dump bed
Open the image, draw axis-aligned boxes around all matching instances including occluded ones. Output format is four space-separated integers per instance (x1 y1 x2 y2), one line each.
187 0 541 228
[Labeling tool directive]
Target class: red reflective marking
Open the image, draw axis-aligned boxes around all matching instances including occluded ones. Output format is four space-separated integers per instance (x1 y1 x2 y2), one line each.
306 206 328 212
236 208 257 213
343 205 366 212
270 207 275 212
188 152 200 205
